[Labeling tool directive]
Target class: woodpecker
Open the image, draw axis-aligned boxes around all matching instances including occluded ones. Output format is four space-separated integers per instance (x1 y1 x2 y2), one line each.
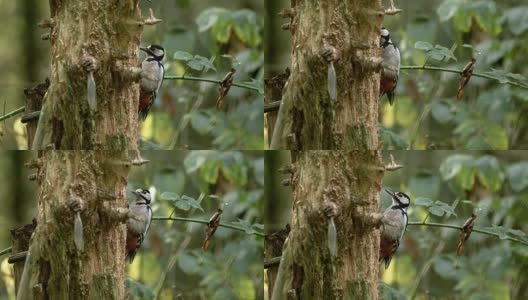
126 188 153 263
379 189 410 269
139 44 165 121
379 27 400 105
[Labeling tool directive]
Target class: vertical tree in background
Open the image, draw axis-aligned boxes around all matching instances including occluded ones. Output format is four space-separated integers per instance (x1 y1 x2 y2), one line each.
33 0 146 150
272 151 384 299
20 151 131 298
270 0 384 150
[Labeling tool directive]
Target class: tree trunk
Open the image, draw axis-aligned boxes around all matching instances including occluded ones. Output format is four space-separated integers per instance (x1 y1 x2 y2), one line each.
33 0 144 150
270 0 383 150
20 151 131 299
272 151 383 299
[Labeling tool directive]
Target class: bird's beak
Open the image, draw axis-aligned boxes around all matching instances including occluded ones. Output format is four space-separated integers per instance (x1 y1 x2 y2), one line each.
384 188 396 198
132 190 140 196
139 47 149 53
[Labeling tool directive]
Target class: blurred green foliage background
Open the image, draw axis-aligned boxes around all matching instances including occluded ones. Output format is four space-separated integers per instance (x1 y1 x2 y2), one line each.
265 0 528 150
0 150 264 299
0 0 264 150
265 151 528 299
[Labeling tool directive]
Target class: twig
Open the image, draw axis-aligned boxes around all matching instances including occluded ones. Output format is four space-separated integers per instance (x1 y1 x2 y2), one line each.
0 75 262 123
262 221 528 267
0 107 25 122
152 216 264 237
8 251 28 264
265 101 281 113
401 65 528 89
407 222 528 246
164 75 261 93
0 247 12 257
264 256 282 269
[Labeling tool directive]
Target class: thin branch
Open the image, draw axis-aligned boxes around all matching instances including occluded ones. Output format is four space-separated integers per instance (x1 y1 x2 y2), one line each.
407 222 528 246
0 246 12 257
265 100 281 113
152 216 264 237
0 75 261 123
264 256 282 269
262 220 528 267
401 65 528 89
164 75 261 93
0 107 25 122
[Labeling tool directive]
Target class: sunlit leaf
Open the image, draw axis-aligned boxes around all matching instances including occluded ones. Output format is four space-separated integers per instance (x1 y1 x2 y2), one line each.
439 154 474 180
437 0 462 22
474 156 504 191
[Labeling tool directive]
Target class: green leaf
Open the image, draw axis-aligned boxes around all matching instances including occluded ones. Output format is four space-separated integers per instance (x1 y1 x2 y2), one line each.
415 197 434 207
199 158 221 184
456 165 476 190
178 252 199 274
414 41 433 51
231 9 261 47
126 278 155 299
232 219 257 234
437 0 461 22
409 172 440 199
474 156 504 191
184 151 208 173
379 126 408 150
506 162 528 192
195 7 229 32
453 1 501 36
414 42 457 62
246 78 264 95
428 205 445 216
439 154 474 180
179 195 204 212
427 201 458 217
190 111 212 135
160 191 179 201
378 282 407 300
433 257 460 280
220 152 248 186
483 225 509 239
431 101 454 124
502 6 528 35
482 124 508 150
173 51 194 61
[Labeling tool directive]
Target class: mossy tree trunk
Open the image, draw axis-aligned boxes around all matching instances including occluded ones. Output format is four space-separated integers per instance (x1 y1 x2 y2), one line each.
270 0 383 150
272 151 383 299
33 0 144 150
20 151 131 299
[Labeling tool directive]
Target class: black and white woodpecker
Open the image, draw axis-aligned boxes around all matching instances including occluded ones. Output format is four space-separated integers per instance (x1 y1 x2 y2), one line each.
126 188 153 263
379 27 401 105
139 44 165 121
379 189 410 269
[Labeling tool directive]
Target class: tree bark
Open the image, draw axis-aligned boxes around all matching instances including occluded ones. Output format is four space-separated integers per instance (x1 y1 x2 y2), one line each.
270 0 383 150
20 151 131 299
272 151 383 299
33 0 145 150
